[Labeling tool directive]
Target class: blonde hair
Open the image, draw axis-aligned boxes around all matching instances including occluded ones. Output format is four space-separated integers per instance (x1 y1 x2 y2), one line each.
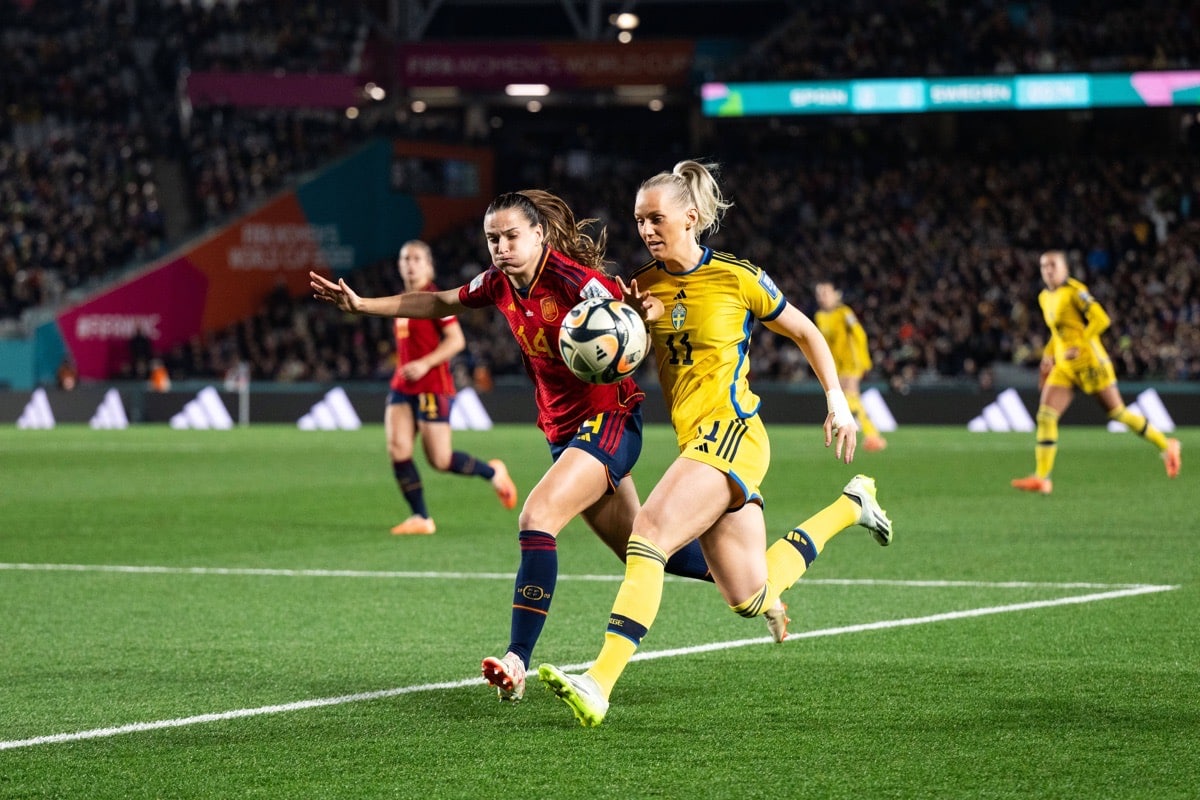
638 159 733 239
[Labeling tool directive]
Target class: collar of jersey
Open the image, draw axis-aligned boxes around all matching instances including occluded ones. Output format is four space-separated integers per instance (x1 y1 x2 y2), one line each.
513 245 551 297
657 246 711 276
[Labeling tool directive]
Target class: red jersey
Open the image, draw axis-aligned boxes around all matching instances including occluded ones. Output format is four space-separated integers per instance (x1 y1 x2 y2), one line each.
390 286 458 395
458 247 644 443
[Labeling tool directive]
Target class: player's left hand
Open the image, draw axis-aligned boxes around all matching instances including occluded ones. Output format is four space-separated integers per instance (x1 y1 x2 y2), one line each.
823 389 858 462
616 277 664 323
825 413 858 463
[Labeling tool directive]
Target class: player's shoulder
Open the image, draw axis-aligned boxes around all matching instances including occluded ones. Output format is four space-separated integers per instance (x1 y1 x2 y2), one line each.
708 249 762 277
711 249 784 306
543 250 619 300
466 265 503 292
710 249 777 287
1064 277 1096 301
629 258 658 283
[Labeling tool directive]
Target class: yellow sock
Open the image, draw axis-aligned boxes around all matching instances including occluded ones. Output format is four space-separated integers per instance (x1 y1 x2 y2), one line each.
765 495 860 593
730 584 772 618
1108 405 1168 450
1035 405 1059 479
796 495 860 551
586 535 666 698
848 391 879 438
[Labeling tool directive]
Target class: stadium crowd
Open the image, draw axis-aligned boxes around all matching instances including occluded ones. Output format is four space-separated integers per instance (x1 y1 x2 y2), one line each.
3 0 1199 387
726 0 1200 81
160 134 1199 388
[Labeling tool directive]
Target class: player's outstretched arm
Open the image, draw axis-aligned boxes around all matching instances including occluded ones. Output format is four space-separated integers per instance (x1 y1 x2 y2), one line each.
309 271 464 318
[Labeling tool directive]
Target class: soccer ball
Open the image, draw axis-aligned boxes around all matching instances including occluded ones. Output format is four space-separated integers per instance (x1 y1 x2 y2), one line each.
558 297 649 384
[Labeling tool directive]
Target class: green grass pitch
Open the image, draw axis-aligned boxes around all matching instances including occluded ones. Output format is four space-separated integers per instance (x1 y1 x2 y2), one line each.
1 424 1197 799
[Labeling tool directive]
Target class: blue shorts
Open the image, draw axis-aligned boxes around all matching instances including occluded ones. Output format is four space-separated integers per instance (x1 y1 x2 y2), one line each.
386 390 452 424
549 404 643 494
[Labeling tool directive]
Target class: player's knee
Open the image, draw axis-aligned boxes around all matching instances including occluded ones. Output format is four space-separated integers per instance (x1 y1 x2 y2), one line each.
517 504 567 536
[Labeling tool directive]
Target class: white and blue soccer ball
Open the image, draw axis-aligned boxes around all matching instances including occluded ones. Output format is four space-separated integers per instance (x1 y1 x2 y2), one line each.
557 297 649 385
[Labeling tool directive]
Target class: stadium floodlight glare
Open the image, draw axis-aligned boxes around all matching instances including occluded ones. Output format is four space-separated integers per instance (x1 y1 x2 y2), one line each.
611 12 639 30
505 84 550 97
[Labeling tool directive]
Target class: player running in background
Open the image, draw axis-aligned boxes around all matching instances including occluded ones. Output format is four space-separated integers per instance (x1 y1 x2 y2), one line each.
311 190 780 704
538 160 893 727
814 280 886 452
1011 249 1180 495
384 240 516 536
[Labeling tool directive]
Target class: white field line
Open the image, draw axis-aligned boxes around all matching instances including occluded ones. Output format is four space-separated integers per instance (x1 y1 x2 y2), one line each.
0 562 1169 590
0 571 1176 751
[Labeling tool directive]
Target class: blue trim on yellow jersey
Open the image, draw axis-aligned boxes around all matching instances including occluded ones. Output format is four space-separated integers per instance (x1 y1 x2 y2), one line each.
760 295 786 322
729 309 762 418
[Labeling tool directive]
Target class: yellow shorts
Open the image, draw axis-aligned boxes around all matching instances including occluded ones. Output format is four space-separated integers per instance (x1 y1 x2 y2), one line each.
835 367 865 382
832 355 865 381
1045 346 1116 395
679 413 770 510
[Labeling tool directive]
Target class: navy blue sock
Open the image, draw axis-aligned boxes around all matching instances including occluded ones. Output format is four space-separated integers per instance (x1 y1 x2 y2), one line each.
508 530 557 667
664 539 714 582
785 528 820 567
449 451 494 479
392 459 428 518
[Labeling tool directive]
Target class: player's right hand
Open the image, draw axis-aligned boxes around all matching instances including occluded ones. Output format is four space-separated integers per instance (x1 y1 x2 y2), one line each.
310 271 362 314
616 276 664 323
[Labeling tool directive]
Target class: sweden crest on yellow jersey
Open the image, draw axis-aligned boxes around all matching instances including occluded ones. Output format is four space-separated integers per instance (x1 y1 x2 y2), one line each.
670 301 687 330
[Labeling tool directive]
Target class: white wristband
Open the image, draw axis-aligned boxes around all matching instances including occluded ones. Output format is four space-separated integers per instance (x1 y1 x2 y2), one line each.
826 389 854 430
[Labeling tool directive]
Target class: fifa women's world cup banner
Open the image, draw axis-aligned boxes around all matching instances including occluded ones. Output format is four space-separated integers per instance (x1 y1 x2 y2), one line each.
54 139 493 380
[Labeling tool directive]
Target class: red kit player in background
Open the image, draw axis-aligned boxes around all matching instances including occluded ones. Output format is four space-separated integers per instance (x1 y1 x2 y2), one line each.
384 240 517 535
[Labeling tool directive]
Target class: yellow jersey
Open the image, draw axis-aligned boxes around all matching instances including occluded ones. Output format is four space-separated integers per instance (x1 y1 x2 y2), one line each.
814 303 872 378
630 247 786 444
1038 277 1112 363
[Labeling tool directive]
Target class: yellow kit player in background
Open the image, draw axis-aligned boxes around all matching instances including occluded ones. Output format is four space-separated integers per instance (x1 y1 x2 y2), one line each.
1012 250 1180 495
814 281 886 452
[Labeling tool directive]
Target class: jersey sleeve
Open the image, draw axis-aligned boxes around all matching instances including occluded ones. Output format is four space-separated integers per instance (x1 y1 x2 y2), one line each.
458 268 501 309
743 267 787 321
1070 280 1094 314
